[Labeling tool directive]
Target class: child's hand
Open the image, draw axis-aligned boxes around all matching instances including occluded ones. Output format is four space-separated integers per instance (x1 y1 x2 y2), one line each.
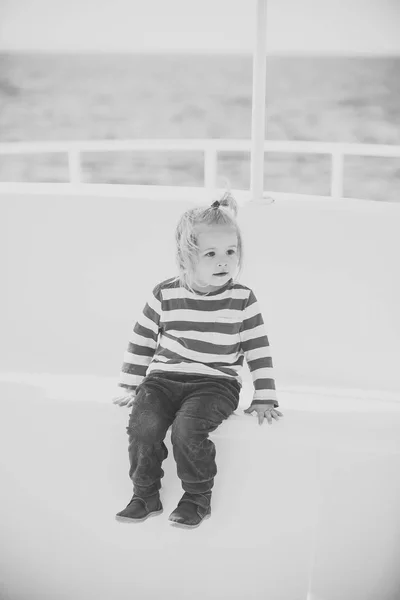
244 403 283 426
112 391 136 408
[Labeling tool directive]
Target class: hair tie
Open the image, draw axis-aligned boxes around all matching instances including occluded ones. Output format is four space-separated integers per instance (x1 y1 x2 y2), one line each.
211 200 220 209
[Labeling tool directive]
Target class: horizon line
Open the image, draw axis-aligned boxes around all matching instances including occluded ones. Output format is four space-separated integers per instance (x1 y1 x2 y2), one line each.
1 48 400 58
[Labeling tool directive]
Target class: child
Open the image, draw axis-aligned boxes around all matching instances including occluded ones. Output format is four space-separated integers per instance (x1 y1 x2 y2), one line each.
113 191 283 529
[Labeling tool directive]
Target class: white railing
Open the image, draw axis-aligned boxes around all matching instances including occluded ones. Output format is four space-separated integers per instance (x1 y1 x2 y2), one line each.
1 138 400 197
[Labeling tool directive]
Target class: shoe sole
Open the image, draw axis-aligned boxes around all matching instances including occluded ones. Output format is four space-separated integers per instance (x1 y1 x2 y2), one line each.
115 508 163 523
168 513 211 529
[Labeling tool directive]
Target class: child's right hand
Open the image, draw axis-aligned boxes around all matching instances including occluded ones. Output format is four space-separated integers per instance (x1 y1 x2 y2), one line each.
112 391 136 407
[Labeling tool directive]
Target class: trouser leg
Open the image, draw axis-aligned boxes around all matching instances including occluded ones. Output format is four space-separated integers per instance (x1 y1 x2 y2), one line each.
170 378 240 495
126 379 175 497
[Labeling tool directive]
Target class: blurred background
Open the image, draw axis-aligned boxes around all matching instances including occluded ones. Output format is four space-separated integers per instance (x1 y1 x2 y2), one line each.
1 0 399 201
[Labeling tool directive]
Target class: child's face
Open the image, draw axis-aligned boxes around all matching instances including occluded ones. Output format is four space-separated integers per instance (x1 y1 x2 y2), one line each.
192 225 239 291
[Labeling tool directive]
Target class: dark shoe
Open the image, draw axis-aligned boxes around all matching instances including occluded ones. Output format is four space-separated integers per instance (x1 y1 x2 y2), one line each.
115 493 163 523
168 492 211 529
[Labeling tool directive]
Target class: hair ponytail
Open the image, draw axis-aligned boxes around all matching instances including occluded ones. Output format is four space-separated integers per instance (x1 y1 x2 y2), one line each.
215 190 239 217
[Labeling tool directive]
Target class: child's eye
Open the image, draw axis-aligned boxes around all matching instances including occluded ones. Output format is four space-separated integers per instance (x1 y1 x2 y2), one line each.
205 249 236 258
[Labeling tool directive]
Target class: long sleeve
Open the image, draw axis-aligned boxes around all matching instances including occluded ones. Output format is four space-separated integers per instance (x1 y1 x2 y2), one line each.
118 285 162 392
240 290 278 408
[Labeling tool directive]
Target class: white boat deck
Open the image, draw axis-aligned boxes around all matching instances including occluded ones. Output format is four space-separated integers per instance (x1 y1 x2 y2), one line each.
1 377 399 600
1 184 400 599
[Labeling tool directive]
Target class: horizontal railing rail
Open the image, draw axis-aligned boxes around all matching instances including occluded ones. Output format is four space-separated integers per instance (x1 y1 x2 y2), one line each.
1 138 400 197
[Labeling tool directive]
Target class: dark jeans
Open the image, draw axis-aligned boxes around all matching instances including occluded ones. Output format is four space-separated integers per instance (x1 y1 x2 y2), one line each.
126 371 240 498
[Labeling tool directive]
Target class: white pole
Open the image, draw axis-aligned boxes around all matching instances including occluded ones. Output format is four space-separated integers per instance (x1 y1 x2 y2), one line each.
204 147 218 191
331 152 344 198
68 150 81 183
250 0 268 202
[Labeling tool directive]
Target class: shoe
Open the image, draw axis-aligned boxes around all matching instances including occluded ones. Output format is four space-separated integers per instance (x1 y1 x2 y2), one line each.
115 493 163 523
168 492 211 529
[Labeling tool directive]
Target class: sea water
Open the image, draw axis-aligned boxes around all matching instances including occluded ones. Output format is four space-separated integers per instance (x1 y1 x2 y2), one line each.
1 52 399 201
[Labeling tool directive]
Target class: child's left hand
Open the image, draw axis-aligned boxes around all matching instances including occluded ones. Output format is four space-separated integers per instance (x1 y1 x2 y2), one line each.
244 404 283 426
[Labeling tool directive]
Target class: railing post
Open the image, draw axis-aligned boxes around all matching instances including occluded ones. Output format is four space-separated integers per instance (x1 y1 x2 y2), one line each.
68 150 81 183
204 148 217 191
331 152 344 198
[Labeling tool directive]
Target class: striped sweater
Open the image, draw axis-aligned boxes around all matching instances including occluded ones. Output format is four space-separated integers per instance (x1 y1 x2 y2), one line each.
119 276 278 407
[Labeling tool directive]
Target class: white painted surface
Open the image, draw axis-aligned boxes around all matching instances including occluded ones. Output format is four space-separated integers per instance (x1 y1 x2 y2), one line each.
0 380 399 600
2 186 400 393
1 186 400 599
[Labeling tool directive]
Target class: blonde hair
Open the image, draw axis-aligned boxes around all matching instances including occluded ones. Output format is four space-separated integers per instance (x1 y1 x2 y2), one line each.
173 191 244 294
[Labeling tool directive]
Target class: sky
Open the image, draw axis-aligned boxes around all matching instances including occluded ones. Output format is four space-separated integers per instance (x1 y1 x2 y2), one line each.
0 0 400 55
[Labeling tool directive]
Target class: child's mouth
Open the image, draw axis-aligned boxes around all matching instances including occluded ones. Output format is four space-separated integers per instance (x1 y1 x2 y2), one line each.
214 272 228 277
